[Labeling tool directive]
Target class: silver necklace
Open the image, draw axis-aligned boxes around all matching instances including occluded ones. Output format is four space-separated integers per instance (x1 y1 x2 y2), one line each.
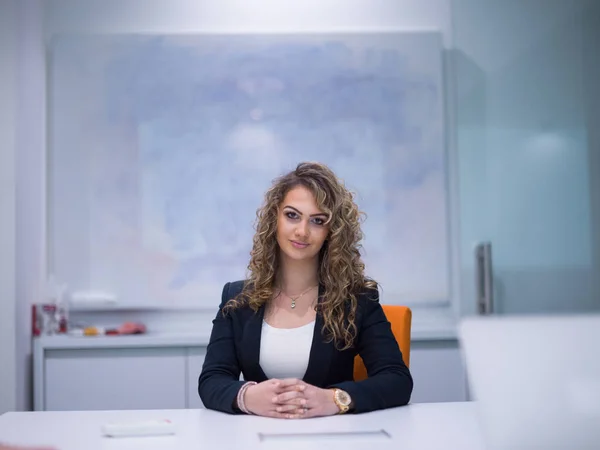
279 285 317 309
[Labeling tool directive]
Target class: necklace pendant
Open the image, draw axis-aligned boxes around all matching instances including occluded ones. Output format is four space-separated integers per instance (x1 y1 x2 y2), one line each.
291 299 296 309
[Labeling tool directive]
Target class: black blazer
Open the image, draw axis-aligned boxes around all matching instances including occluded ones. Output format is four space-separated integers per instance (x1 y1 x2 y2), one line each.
198 280 413 414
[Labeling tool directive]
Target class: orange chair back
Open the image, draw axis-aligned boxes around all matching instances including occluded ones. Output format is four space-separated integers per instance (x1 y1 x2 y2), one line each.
353 305 412 381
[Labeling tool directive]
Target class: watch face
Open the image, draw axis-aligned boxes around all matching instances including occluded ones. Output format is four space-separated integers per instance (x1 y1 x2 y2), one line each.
336 389 351 406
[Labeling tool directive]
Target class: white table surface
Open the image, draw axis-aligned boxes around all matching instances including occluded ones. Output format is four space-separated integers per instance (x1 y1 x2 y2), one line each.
0 402 486 450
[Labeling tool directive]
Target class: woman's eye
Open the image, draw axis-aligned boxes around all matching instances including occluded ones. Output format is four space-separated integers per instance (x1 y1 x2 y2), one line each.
312 217 325 226
285 211 298 220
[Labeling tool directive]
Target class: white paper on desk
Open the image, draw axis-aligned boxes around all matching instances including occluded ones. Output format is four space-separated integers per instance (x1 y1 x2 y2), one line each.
258 429 391 441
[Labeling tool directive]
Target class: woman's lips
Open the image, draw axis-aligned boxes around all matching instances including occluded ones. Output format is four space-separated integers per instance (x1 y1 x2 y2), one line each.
291 240 309 249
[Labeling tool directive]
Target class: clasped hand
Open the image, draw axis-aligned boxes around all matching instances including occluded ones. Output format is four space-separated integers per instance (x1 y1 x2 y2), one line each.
243 378 339 419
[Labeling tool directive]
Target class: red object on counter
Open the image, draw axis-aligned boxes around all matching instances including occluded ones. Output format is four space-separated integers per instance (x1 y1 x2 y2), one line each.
32 305 40 336
117 322 147 335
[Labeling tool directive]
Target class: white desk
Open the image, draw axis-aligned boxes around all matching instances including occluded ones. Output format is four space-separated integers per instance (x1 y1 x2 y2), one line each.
0 402 485 450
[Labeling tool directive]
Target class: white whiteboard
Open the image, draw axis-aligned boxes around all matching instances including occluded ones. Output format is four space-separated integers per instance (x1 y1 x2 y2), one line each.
49 32 451 308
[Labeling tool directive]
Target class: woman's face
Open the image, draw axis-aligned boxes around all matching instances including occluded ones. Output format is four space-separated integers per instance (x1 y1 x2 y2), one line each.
276 185 330 263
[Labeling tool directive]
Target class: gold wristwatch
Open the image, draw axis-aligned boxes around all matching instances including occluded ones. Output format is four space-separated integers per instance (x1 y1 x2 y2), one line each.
331 388 352 414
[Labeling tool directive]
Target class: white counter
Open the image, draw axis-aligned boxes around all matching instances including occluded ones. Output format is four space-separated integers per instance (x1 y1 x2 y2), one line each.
32 317 464 412
34 317 457 351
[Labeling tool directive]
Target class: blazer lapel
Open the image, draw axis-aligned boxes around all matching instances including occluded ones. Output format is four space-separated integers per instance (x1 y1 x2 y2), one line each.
240 305 268 382
302 284 334 386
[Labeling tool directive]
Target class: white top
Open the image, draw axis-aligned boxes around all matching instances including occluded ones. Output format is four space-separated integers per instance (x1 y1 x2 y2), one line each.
0 403 486 450
259 320 315 380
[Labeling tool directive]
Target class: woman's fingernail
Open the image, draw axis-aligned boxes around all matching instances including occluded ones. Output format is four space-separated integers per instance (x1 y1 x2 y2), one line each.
276 407 282 412
272 397 278 403
300 399 306 405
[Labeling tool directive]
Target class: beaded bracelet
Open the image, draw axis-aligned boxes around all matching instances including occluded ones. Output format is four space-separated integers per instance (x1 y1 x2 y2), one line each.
236 381 257 414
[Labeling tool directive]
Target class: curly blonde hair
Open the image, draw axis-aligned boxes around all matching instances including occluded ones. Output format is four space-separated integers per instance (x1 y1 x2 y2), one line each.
225 162 377 350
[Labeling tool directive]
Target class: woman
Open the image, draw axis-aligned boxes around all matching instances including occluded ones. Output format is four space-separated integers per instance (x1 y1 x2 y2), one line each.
198 162 413 418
